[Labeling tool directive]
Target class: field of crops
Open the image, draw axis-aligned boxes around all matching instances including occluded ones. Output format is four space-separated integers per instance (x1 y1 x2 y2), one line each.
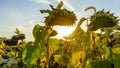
0 1 120 68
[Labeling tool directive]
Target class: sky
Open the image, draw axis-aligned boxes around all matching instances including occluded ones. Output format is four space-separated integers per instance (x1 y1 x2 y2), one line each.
0 0 120 41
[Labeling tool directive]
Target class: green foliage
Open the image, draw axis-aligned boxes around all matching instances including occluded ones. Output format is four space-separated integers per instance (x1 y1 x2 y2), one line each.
112 47 120 68
22 24 51 67
1 1 120 68
12 33 25 40
48 38 60 51
86 60 112 68
22 43 42 66
54 53 70 65
32 24 48 44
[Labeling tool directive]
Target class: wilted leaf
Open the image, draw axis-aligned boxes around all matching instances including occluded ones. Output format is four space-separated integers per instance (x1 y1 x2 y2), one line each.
68 25 84 39
77 17 87 26
56 1 63 9
50 30 57 37
54 53 70 65
84 6 96 14
15 28 20 34
48 38 60 51
102 47 112 62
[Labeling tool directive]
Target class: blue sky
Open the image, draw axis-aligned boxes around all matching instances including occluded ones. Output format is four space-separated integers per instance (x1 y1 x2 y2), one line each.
0 0 120 41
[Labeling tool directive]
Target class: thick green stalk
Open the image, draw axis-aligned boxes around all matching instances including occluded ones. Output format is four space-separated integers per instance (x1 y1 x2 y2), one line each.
46 36 50 68
109 48 114 68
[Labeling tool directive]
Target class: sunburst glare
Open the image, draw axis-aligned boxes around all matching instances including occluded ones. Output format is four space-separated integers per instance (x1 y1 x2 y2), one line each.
57 26 75 38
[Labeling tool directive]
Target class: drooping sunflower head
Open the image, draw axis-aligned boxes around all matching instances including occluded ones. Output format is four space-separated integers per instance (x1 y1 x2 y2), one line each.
40 1 77 26
85 6 119 31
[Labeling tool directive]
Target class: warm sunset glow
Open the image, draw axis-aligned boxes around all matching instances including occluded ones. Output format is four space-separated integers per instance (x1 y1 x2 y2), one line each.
58 26 75 38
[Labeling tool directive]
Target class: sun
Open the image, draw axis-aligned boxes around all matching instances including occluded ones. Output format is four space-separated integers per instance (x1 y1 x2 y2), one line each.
58 26 75 38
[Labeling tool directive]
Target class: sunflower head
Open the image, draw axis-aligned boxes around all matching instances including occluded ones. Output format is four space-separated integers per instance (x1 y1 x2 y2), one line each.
40 1 77 26
88 9 119 31
84 6 119 31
